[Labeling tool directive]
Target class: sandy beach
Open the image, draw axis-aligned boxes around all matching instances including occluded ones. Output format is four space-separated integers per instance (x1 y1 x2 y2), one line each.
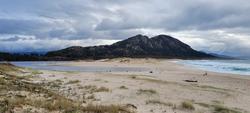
1 58 250 113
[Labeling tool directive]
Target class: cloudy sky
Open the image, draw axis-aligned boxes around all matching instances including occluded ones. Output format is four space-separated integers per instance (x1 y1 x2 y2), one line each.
0 0 250 57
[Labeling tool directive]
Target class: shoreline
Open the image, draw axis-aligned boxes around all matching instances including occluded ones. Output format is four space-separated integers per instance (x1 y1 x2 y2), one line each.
176 60 250 79
11 58 250 78
1 58 250 113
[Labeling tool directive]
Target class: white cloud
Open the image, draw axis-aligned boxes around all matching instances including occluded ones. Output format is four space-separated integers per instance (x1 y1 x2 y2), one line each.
0 36 119 52
0 0 249 57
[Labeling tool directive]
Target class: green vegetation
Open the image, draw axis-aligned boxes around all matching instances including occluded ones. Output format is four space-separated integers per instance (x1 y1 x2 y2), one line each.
213 105 241 113
131 76 137 79
87 94 95 100
31 70 43 75
83 85 110 93
79 104 134 113
0 63 20 73
0 63 132 113
0 97 133 113
196 102 210 108
47 79 64 88
212 100 224 104
119 85 128 89
95 86 110 92
196 102 242 113
181 101 195 110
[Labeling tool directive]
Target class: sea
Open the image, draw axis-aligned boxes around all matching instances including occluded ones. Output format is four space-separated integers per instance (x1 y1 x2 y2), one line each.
179 60 250 75
5 60 250 75
10 61 148 73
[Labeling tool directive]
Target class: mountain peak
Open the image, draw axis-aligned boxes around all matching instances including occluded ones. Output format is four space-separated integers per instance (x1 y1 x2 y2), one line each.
112 34 149 46
127 34 149 40
45 34 215 60
151 34 176 40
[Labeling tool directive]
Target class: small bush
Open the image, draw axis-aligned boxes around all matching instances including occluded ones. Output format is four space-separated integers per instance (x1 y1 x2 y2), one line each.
87 95 95 99
31 70 43 75
80 104 132 113
131 76 136 79
95 87 110 92
213 105 241 113
119 86 128 89
146 100 173 106
181 101 195 110
137 89 157 95
66 80 80 84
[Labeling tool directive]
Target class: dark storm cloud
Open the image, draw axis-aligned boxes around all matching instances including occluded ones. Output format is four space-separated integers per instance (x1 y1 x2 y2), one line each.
0 0 249 57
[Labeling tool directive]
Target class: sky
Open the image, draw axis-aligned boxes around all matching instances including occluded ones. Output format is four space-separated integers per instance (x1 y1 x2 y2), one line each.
0 0 250 58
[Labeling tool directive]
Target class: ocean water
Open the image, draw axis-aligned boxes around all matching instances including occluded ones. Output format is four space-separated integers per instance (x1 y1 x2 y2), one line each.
10 61 148 72
179 60 250 75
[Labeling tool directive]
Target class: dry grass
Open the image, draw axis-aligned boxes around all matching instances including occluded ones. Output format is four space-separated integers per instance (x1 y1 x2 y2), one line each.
83 85 110 93
87 94 95 100
1 96 134 113
31 70 43 75
80 104 134 113
146 99 173 106
130 74 232 96
195 102 210 108
0 64 132 113
213 105 241 113
131 75 137 79
137 89 157 95
119 85 128 89
66 80 81 84
0 63 20 73
95 86 110 92
181 101 195 110
195 102 242 113
47 79 64 88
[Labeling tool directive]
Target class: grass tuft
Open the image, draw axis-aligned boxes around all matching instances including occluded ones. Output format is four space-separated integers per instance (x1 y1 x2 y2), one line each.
66 80 80 84
181 101 195 110
146 99 173 106
137 89 157 95
213 105 241 113
119 86 128 89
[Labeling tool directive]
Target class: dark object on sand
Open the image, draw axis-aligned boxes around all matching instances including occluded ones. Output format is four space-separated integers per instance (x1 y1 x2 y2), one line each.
126 104 137 109
203 72 208 76
149 71 153 73
184 80 198 82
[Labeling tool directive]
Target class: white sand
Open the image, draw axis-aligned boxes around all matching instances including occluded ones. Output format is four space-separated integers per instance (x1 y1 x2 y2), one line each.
36 58 250 113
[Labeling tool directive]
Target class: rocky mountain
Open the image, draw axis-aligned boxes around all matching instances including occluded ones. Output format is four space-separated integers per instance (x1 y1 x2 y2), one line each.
46 34 215 60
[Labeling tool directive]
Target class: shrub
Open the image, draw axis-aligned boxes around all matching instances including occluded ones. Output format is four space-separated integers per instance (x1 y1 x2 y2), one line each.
181 101 195 110
137 89 157 95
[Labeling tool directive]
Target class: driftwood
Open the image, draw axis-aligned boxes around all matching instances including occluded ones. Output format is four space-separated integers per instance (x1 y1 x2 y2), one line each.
126 104 137 109
184 80 198 82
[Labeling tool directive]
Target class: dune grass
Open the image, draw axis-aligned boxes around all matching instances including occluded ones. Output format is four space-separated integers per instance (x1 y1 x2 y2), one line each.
119 85 128 89
0 64 132 113
181 101 195 110
146 99 173 106
66 80 81 84
196 102 242 113
137 89 157 95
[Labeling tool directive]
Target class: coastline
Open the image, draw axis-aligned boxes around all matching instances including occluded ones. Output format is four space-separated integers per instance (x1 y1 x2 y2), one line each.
1 58 250 113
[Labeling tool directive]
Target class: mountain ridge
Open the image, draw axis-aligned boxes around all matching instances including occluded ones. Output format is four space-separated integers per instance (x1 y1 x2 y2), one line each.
45 34 215 60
